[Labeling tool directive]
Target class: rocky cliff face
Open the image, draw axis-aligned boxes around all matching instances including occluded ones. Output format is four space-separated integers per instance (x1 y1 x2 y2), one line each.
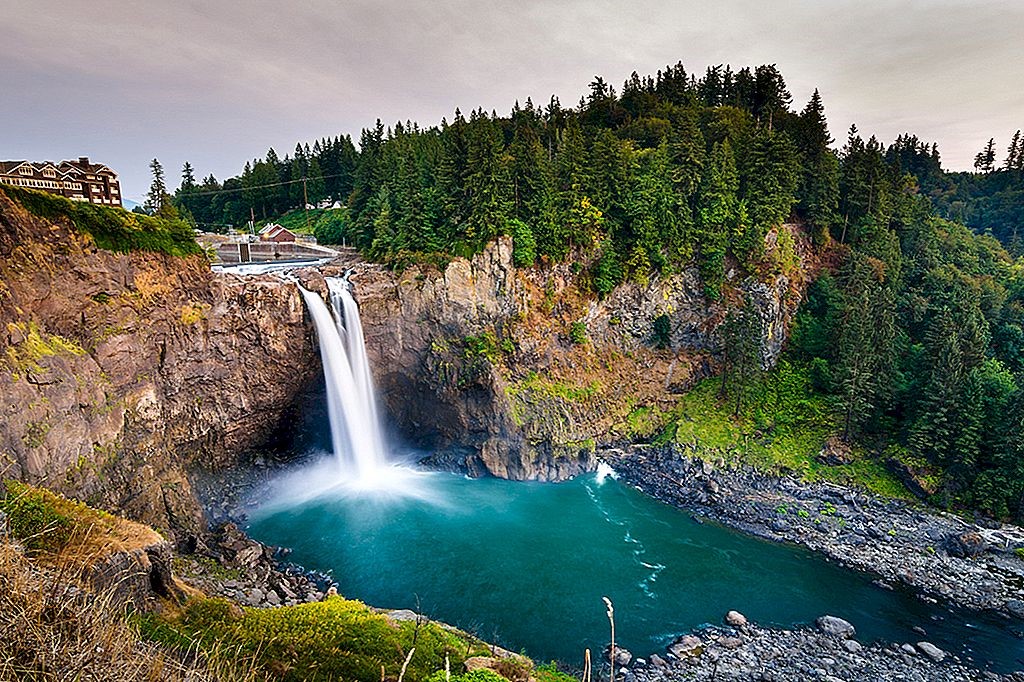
0 185 818 529
0 193 318 544
314 224 818 481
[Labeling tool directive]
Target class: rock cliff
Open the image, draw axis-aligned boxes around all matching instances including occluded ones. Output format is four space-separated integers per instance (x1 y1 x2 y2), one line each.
315 224 818 480
0 192 318 544
0 185 818 529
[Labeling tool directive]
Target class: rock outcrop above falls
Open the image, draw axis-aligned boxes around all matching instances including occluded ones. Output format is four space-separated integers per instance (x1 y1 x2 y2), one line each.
311 225 818 481
0 192 318 543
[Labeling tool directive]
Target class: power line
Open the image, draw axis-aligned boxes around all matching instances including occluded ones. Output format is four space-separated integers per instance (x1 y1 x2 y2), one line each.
177 172 349 199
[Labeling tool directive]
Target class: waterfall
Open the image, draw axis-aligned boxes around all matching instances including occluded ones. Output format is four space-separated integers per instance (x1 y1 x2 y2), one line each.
297 278 388 477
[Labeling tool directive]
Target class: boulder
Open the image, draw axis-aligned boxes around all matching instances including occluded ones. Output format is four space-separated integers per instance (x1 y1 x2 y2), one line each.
943 532 989 558
668 635 703 658
916 641 945 662
718 636 743 649
842 640 863 653
463 657 498 673
604 644 632 667
817 436 853 466
386 609 420 622
1006 599 1024 619
246 588 264 606
815 615 856 639
648 654 667 669
725 610 748 627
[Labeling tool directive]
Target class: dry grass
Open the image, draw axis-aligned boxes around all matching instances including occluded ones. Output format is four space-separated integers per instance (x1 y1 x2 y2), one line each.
1 480 162 564
0 540 262 682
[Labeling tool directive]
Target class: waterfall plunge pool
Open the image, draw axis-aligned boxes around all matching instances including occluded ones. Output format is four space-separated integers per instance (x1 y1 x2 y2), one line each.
273 278 1022 673
245 462 1024 674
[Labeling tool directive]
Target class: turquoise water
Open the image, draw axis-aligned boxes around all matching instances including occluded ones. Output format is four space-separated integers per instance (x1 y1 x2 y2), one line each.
246 465 1024 672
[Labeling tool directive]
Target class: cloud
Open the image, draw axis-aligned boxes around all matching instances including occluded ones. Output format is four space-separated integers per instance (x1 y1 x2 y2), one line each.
1 0 1021 198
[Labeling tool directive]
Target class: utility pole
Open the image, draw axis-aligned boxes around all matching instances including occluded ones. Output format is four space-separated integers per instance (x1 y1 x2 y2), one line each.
303 176 310 234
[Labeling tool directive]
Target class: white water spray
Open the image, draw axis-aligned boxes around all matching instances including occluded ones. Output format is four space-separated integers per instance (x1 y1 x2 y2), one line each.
297 278 388 478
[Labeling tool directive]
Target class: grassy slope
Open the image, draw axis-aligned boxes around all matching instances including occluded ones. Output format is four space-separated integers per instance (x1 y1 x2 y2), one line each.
0 184 201 257
0 481 537 682
139 596 498 682
0 479 162 558
266 206 345 236
655 361 913 499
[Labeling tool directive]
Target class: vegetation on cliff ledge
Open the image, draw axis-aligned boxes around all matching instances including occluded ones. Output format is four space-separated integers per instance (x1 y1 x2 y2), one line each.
0 184 201 258
139 595 497 682
660 364 913 500
0 480 162 559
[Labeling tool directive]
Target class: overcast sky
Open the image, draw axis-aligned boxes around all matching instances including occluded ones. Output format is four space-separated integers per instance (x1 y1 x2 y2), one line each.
2 1 1023 202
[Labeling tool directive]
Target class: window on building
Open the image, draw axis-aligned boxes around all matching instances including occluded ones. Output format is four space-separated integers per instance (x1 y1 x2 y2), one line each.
19 166 33 175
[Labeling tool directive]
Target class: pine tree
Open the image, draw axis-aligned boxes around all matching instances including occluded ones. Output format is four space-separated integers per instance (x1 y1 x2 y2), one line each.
435 112 470 249
592 237 622 296
739 126 798 262
180 162 196 192
839 127 893 237
587 129 633 228
463 112 512 250
696 140 739 298
835 251 896 440
719 293 763 416
974 138 997 173
795 91 839 241
1006 130 1023 170
307 158 326 205
627 141 680 270
508 113 555 262
668 109 704 200
908 311 967 475
173 162 198 226
145 158 167 214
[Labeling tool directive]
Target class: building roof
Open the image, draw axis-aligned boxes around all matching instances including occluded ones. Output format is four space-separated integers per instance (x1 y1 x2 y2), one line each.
58 157 116 177
1 158 118 180
262 224 296 240
0 161 29 174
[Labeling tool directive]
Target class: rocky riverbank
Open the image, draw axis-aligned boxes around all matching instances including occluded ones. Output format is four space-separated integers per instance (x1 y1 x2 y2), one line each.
607 444 1024 621
617 611 1018 682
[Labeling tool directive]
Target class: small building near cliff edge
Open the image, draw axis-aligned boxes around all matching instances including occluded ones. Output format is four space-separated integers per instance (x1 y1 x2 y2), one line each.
0 157 122 206
259 223 297 243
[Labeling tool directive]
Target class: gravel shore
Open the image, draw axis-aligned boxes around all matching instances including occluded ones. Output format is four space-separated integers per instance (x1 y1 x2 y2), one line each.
606 444 1024 619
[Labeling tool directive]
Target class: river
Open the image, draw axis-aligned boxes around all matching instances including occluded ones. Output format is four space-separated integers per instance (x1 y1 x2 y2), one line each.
245 463 1023 673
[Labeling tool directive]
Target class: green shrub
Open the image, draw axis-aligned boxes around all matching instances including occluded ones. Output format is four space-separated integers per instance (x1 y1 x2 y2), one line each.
464 331 504 362
1 184 201 257
1014 547 1024 561
534 663 578 682
653 314 671 348
510 218 537 267
569 321 588 345
141 595 493 682
427 670 509 682
0 480 73 553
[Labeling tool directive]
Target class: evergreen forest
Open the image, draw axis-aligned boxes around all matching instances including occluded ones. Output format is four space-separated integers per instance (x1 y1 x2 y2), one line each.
170 62 1024 521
